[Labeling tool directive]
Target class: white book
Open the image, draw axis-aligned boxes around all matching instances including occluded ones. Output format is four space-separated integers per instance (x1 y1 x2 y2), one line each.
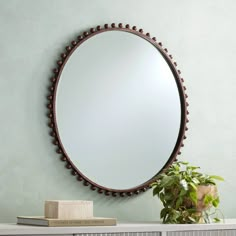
17 216 117 227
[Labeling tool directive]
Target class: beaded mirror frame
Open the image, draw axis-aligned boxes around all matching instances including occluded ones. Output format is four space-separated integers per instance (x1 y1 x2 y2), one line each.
46 23 189 197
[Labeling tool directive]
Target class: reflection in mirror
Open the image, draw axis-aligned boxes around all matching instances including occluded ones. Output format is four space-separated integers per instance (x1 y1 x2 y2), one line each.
56 31 181 189
48 24 188 196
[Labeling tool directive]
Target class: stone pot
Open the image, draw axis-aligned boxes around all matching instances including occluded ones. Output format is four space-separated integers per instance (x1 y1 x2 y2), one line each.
196 185 218 211
183 185 218 223
194 185 218 223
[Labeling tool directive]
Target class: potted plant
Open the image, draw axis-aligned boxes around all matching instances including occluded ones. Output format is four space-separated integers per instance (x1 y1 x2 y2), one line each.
151 161 224 224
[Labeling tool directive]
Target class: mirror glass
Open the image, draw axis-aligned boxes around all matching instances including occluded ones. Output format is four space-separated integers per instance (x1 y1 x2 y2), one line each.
56 31 181 190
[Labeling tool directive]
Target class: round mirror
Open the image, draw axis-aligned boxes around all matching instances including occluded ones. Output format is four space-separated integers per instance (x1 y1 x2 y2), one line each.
47 23 188 196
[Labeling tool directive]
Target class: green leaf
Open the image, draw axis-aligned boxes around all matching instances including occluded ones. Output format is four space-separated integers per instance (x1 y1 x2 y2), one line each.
159 192 165 203
212 197 220 207
204 194 214 205
187 208 198 213
152 186 161 196
214 217 221 222
173 165 180 171
160 176 176 188
150 182 157 187
176 197 183 209
189 182 197 190
179 189 187 197
165 192 174 201
187 166 200 171
192 178 200 185
160 208 168 219
160 176 171 187
189 191 197 204
188 216 196 222
210 175 224 181
178 161 189 165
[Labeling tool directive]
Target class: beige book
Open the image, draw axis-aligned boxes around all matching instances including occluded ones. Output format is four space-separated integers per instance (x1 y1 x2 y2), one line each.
45 200 93 219
17 216 117 227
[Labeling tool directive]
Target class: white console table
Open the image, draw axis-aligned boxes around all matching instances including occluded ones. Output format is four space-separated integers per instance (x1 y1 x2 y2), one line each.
1 220 236 236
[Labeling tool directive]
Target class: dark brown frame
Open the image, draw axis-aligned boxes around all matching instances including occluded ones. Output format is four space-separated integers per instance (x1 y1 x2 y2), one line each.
46 23 189 197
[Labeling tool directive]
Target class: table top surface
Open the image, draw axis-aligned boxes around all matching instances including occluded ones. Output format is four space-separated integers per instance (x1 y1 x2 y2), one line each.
0 220 236 235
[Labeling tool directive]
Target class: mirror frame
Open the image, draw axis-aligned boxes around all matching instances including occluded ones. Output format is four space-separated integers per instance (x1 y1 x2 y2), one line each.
46 23 189 197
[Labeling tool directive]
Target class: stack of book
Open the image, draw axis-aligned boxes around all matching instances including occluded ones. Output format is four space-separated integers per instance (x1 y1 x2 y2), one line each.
17 200 117 227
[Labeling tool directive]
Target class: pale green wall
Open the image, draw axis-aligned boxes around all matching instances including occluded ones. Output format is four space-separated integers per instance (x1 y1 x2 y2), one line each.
0 0 236 223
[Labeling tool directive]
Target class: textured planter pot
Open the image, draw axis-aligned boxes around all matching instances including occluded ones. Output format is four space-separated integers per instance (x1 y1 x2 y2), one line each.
194 185 218 224
182 185 218 223
196 185 218 211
